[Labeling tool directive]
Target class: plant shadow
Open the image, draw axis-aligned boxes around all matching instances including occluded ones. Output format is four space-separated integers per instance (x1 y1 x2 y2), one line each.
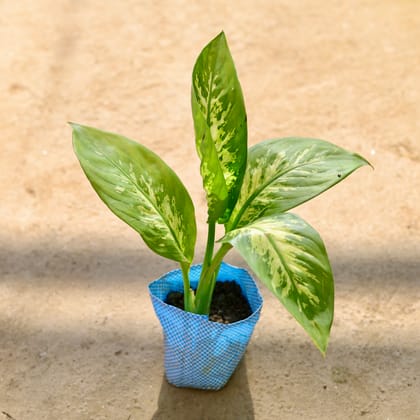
151 359 254 420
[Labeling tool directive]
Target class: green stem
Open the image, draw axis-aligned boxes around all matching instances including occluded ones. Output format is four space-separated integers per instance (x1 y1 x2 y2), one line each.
209 242 232 275
181 262 195 312
195 242 233 314
201 222 216 278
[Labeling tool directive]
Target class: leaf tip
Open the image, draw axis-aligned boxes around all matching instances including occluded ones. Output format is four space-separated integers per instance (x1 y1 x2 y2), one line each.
68 121 83 133
212 30 228 47
356 153 374 170
319 342 328 357
310 334 329 357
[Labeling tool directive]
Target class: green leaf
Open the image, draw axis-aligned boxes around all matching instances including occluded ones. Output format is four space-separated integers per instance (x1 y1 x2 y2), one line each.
227 137 371 230
191 31 247 223
72 123 196 264
221 213 334 354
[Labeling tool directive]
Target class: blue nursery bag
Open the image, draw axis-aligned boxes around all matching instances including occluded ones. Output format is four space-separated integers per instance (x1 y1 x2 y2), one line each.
148 262 263 390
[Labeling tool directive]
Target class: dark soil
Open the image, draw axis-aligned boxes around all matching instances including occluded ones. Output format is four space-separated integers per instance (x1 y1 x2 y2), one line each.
165 281 252 324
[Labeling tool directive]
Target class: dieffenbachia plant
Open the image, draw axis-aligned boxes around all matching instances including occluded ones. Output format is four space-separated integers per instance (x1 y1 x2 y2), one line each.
72 32 370 354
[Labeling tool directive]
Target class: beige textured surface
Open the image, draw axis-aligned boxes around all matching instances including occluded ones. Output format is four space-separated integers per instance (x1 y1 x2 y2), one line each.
1 1 419 419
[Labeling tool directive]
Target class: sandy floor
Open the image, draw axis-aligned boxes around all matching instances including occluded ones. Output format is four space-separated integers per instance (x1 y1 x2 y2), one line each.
1 1 419 419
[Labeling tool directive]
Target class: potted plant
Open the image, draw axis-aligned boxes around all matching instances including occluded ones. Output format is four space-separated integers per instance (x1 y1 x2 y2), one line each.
72 32 370 390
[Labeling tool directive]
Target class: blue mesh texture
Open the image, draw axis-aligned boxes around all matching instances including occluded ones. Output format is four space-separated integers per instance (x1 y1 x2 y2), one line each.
148 262 263 390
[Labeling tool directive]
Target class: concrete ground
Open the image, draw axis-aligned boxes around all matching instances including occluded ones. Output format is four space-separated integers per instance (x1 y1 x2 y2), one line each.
1 1 419 419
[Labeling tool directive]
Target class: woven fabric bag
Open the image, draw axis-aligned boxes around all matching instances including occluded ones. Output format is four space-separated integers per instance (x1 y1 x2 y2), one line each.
149 262 263 390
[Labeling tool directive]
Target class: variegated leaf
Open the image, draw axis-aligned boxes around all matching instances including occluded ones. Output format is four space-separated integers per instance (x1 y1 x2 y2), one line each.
191 31 247 223
226 137 370 230
72 123 196 264
221 213 334 353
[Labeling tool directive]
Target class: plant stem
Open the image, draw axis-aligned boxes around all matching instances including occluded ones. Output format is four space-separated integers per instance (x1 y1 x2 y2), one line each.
181 262 195 312
201 221 216 275
209 242 233 275
195 242 233 314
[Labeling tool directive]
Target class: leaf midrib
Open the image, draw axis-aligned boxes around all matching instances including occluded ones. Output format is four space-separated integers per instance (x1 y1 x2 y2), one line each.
206 71 214 126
